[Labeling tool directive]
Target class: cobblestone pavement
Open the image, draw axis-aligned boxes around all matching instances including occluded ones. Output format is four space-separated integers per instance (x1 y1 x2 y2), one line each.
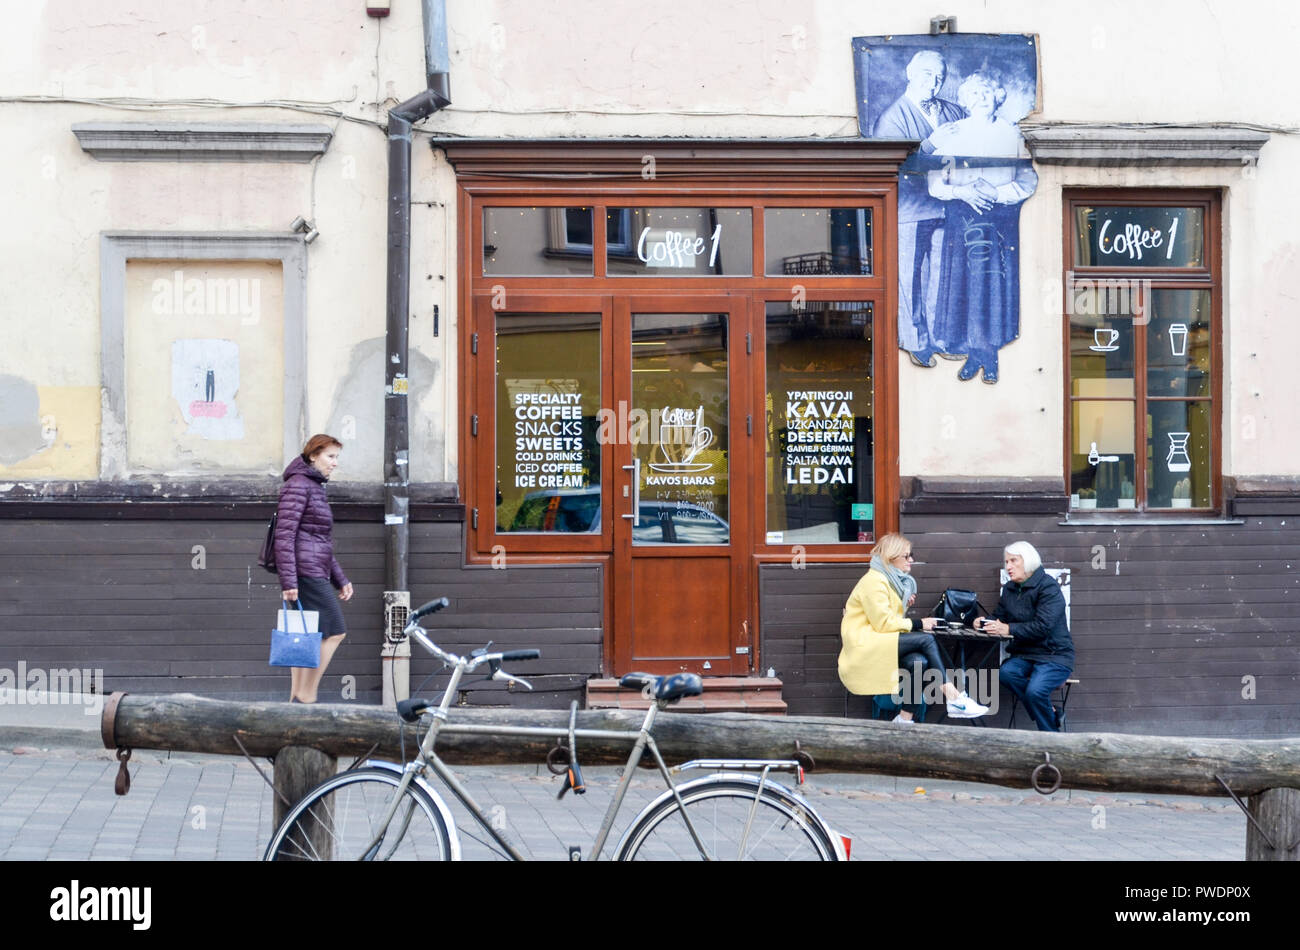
0 745 1244 861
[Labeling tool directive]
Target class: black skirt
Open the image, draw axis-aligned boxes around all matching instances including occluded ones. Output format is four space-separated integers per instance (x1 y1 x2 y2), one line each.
294 576 347 635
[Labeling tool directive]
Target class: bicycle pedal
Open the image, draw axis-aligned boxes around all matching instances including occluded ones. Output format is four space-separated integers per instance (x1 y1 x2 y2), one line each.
568 846 582 861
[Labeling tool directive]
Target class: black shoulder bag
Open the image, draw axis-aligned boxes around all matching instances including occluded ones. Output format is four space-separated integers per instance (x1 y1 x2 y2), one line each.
257 512 279 574
932 588 986 627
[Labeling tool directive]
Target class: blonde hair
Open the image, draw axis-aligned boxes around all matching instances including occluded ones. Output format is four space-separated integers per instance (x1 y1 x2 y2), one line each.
872 533 912 563
957 71 1008 111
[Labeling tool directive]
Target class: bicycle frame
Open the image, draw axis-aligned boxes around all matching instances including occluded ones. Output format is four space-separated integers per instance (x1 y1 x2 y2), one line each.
361 626 807 861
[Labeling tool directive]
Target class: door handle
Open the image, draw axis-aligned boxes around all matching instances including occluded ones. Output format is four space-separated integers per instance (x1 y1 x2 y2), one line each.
621 458 640 520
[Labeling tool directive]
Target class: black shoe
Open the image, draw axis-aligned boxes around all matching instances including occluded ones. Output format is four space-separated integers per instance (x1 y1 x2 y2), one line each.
908 346 938 368
957 356 982 381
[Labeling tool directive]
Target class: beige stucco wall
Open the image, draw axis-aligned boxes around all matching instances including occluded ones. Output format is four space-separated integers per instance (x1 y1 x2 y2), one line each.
123 260 284 472
2 0 1296 487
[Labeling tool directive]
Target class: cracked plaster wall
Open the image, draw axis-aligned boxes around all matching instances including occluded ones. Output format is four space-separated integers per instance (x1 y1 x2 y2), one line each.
2 1 1298 483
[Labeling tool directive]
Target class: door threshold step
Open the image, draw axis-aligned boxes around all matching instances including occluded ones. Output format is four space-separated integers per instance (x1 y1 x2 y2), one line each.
586 676 786 714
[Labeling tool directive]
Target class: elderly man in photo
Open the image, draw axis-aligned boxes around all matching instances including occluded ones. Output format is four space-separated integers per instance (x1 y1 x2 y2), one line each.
873 49 965 368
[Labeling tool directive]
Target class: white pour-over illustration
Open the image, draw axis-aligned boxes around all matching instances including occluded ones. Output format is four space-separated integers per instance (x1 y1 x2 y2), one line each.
1166 432 1192 472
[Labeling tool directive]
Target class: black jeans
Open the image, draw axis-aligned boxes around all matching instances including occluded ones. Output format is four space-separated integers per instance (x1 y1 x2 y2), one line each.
895 632 947 718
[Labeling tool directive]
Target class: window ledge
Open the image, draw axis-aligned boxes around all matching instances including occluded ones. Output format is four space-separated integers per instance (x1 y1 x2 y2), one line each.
1061 515 1244 527
1023 124 1269 166
72 122 334 163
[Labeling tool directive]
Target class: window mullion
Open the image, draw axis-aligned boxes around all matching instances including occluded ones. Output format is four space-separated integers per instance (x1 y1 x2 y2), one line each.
1135 279 1149 509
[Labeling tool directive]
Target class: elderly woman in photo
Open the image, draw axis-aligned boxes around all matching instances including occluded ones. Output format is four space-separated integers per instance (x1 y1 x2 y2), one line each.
978 541 1075 731
925 71 1038 384
839 533 989 722
274 433 354 703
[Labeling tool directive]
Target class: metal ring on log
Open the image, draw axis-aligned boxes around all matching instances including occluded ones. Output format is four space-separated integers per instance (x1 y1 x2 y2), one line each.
793 739 816 773
1031 752 1062 795
101 691 128 749
546 743 570 775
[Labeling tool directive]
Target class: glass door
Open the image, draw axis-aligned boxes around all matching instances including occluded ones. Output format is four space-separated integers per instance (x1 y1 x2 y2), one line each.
611 297 751 674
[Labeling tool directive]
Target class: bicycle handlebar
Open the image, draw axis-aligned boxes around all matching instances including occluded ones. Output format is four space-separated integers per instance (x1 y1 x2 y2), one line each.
410 597 450 621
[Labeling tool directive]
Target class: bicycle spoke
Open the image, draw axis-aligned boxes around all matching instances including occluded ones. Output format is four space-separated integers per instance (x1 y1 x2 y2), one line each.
266 771 451 861
620 780 834 861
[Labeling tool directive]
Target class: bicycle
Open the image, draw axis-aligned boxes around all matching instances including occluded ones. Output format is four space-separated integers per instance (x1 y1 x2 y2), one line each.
264 597 848 861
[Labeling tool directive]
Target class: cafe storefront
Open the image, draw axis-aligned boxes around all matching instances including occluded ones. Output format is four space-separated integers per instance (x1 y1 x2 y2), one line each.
443 140 909 681
6 6 1297 738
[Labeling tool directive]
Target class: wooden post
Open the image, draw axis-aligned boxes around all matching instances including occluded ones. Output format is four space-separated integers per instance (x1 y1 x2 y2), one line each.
271 746 337 860
1246 787 1300 861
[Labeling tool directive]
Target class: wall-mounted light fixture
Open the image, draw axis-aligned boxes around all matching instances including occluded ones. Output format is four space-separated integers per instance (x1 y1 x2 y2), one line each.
290 216 320 244
367 0 392 17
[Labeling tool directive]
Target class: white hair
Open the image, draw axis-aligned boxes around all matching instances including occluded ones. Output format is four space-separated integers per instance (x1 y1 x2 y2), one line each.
1004 541 1042 575
906 49 945 79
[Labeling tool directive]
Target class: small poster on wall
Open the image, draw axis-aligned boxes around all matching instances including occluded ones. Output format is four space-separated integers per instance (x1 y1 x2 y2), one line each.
853 33 1040 385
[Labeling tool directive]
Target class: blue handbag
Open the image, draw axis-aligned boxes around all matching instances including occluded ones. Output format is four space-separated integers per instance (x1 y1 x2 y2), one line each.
269 600 322 668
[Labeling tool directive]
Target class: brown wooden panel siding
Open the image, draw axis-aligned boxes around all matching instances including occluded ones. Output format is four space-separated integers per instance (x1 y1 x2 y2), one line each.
0 519 601 704
759 510 1300 736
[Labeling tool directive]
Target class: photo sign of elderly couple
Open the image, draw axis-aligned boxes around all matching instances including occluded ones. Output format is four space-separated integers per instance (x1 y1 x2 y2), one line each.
853 34 1039 384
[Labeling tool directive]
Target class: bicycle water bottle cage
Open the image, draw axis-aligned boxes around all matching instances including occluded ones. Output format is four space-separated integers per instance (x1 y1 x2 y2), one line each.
619 672 703 703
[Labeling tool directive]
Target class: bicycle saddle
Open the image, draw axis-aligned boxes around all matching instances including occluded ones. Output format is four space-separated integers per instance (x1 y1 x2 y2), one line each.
619 672 704 703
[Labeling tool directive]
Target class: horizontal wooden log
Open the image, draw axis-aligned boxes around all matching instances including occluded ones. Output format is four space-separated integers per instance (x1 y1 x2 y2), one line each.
103 692 1300 798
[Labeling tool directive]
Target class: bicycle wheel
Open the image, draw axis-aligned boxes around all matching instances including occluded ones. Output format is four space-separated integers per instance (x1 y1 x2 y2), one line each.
613 776 839 861
264 767 453 861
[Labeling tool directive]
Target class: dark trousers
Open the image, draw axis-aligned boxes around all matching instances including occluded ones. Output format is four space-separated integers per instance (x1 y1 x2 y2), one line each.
895 632 946 718
1000 657 1072 731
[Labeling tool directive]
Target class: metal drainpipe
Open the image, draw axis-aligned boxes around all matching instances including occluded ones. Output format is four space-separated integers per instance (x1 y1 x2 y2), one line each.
382 0 451 708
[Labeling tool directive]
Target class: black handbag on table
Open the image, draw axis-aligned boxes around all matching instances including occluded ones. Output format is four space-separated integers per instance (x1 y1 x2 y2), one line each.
933 588 986 627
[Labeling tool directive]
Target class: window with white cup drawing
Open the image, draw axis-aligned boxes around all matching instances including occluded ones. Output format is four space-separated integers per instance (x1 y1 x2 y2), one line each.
1065 192 1220 512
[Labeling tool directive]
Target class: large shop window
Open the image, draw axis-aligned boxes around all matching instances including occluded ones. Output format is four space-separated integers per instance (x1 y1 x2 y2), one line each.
1064 193 1221 512
494 312 602 534
764 300 874 543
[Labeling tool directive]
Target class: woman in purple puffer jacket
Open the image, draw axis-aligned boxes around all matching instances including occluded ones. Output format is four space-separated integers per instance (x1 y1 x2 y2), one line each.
275 433 353 703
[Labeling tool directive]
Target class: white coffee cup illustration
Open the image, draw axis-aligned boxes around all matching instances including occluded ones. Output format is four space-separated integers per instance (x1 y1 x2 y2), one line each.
1169 323 1188 357
1092 327 1119 349
656 406 714 466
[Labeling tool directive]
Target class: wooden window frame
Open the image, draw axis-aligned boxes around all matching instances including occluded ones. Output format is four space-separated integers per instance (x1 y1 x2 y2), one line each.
446 143 908 677
446 141 910 566
1062 188 1223 515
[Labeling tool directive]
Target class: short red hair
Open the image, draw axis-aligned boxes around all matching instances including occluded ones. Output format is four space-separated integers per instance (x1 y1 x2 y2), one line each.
301 433 343 461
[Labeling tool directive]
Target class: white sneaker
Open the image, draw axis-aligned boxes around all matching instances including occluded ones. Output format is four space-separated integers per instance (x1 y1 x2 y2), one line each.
946 692 990 718
892 713 915 724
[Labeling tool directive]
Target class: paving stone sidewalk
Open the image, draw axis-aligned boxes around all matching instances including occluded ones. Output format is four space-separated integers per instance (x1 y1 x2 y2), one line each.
0 744 1244 861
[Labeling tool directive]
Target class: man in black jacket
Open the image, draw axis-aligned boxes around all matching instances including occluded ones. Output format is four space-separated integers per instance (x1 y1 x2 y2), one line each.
978 541 1074 731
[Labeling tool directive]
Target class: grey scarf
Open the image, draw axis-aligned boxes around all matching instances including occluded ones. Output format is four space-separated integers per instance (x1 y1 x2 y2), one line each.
870 554 917 609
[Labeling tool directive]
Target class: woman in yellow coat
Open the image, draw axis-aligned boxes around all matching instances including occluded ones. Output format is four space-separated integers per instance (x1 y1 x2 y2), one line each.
839 533 989 722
